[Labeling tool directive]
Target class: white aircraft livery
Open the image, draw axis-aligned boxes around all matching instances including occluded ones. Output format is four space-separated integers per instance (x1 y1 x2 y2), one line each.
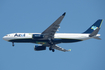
3 12 103 52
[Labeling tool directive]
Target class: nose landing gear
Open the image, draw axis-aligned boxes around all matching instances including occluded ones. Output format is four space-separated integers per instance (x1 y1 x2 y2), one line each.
12 42 14 46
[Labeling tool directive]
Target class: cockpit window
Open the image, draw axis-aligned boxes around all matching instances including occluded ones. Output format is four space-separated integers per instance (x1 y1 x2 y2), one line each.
6 34 10 36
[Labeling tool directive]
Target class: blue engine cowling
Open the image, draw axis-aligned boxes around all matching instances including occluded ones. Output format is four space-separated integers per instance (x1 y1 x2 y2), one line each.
32 34 44 39
34 45 46 51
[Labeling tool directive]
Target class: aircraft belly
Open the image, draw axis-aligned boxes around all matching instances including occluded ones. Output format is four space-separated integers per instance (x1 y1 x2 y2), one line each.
9 38 34 42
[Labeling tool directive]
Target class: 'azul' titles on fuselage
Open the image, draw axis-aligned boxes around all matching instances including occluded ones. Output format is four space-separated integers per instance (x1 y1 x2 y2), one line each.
14 33 25 37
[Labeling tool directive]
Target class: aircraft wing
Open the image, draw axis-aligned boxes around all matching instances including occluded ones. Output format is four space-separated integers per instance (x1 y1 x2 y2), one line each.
41 12 66 39
52 45 71 52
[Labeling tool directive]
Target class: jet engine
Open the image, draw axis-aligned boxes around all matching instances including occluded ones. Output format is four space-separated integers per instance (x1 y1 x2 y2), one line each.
32 34 44 39
34 45 46 51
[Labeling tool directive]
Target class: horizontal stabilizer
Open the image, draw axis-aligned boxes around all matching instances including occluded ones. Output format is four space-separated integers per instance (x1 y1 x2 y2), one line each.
93 37 101 40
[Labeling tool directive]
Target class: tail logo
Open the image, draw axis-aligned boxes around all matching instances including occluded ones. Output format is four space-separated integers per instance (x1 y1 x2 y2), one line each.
91 26 98 30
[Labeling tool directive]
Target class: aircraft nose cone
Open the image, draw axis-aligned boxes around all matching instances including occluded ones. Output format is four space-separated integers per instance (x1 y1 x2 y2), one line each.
3 36 5 40
3 36 7 41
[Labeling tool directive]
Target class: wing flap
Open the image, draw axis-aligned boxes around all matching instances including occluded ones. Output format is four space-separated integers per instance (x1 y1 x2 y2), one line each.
52 45 71 52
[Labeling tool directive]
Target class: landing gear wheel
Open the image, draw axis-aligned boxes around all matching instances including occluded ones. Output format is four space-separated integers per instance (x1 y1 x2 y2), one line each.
49 48 55 52
52 49 55 52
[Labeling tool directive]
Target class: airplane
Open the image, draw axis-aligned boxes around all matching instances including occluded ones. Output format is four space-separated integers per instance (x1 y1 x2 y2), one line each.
3 12 103 52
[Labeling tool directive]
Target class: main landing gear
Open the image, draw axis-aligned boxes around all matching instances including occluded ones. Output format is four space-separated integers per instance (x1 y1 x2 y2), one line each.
48 38 55 52
49 47 55 52
12 42 14 46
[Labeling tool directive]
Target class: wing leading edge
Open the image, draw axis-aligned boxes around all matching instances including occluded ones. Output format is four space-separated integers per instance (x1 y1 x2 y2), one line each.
42 12 66 39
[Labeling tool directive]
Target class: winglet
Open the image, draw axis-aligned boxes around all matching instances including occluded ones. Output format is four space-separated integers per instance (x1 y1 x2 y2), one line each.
62 12 66 16
68 49 71 51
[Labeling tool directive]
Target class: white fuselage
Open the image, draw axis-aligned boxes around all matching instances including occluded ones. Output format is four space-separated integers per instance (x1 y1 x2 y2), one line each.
3 33 100 43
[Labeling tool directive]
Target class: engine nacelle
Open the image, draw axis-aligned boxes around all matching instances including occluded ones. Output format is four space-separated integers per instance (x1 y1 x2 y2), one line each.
34 45 46 51
32 34 44 39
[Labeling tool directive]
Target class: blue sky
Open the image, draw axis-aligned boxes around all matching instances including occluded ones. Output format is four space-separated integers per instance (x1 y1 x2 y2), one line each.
0 0 105 70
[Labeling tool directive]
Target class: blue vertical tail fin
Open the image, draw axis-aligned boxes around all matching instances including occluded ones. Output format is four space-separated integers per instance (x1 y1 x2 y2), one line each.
83 19 103 33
